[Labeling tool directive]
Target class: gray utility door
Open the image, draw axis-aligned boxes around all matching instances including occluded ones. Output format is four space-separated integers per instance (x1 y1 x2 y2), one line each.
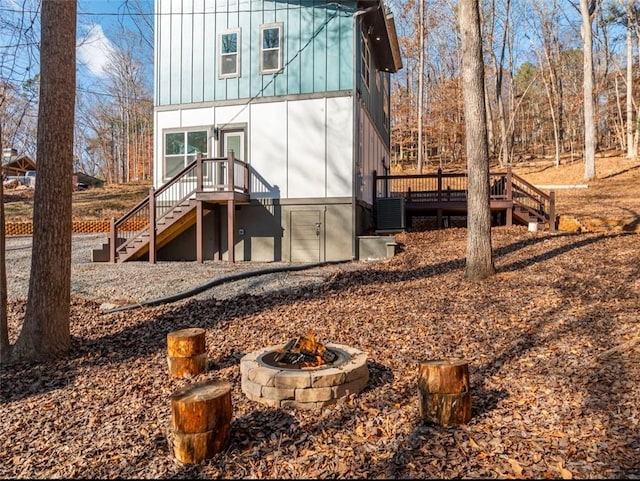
290 210 321 262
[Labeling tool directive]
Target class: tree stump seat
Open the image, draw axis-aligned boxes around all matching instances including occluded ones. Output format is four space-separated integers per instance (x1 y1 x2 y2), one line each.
166 328 207 378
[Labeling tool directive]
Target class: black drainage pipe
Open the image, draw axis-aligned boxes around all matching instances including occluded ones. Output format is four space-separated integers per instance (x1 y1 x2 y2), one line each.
101 259 352 314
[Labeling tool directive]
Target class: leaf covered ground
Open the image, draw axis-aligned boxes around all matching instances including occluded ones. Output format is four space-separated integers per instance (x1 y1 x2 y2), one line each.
2 227 639 479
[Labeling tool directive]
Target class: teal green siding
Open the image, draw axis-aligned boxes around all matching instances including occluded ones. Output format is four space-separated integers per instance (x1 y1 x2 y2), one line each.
156 0 356 105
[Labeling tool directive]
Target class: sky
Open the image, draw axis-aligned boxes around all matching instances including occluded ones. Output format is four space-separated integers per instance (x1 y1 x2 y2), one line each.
0 0 153 85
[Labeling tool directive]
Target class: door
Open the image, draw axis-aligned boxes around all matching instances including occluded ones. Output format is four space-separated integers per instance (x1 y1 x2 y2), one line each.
219 130 245 189
290 210 321 262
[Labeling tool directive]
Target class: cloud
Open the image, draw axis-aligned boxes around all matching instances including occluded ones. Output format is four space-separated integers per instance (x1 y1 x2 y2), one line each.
77 23 116 78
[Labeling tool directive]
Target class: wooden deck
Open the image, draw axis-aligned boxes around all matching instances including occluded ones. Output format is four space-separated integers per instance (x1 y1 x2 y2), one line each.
373 167 556 230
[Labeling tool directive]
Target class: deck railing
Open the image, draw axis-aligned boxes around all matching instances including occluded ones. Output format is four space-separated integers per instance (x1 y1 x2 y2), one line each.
373 167 555 228
110 152 249 262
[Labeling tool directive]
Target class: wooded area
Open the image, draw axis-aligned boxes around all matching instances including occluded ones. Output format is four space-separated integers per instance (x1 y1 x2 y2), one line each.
1 1 638 180
392 0 639 170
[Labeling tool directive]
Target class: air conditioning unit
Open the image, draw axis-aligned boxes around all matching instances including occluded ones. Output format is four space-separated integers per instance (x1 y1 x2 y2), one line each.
376 197 405 231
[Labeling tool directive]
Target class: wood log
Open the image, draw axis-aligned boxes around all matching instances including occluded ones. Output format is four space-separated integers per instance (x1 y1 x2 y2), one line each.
167 353 207 379
169 380 232 464
167 328 206 357
418 359 471 427
167 328 207 378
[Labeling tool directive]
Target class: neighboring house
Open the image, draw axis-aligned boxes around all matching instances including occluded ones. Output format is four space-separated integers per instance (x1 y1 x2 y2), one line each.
151 0 402 263
1 153 36 178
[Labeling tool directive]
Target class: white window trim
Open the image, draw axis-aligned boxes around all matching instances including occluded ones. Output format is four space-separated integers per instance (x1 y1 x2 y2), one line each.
163 128 210 182
361 33 370 90
259 22 284 75
218 29 241 79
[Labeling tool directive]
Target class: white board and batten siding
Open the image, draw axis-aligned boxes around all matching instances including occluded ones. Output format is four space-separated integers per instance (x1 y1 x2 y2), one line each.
154 95 353 199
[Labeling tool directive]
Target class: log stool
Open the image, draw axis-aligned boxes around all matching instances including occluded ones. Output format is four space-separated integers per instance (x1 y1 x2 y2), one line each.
167 328 207 378
169 380 233 464
418 359 471 427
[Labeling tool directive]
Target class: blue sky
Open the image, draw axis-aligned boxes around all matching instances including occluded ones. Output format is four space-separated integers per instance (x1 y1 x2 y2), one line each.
1 0 153 85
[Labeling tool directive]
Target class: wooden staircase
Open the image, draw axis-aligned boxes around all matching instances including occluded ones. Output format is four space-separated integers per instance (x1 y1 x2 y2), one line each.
92 153 250 263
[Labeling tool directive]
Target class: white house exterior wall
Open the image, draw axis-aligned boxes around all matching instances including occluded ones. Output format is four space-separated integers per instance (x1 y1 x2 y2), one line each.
154 95 353 199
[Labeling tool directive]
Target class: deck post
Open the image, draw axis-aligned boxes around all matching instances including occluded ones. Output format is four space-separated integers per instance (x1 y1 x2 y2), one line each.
506 167 513 227
215 205 222 260
227 151 235 192
227 200 235 263
196 153 203 192
549 191 556 232
437 168 443 201
372 170 377 228
196 201 203 263
149 187 156 264
109 217 116 263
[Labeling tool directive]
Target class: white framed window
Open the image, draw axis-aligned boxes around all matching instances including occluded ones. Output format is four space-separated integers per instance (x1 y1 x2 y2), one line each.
260 23 283 74
361 34 370 90
219 29 241 78
163 129 209 180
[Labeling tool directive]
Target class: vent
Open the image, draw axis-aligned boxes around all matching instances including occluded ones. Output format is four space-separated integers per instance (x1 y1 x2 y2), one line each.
376 197 405 231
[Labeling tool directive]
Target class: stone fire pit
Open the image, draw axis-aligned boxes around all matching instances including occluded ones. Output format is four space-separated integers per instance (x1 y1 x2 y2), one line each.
240 343 369 409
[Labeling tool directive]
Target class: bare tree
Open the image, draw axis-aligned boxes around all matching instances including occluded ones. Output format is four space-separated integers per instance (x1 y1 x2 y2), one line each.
4 0 77 364
579 0 597 181
459 0 495 280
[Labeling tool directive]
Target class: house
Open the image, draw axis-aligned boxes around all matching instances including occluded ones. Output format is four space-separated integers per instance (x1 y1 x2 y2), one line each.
96 0 402 264
1 152 36 178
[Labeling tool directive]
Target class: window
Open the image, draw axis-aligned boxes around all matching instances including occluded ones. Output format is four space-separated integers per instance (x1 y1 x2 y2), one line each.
164 130 208 179
260 23 283 74
361 34 370 89
219 29 240 78
383 75 389 127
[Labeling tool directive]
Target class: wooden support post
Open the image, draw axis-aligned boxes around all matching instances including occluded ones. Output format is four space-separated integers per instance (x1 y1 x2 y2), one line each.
196 201 203 263
166 328 207 378
227 200 235 263
109 216 116 263
169 380 232 464
149 187 156 264
418 359 471 427
549 191 556 231
215 204 222 261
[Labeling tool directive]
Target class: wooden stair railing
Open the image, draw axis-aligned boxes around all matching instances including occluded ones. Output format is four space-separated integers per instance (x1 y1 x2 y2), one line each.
108 152 249 263
509 169 556 230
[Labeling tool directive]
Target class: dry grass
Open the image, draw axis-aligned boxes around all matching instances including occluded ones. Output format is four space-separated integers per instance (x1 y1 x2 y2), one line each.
3 182 150 222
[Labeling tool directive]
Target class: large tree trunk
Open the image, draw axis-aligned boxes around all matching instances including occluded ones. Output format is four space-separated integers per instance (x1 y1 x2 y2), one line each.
626 21 636 159
9 1 77 363
580 0 597 181
460 0 495 280
0 125 8 360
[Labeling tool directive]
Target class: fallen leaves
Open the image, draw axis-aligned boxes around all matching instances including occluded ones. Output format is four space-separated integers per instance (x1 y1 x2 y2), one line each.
1 228 639 479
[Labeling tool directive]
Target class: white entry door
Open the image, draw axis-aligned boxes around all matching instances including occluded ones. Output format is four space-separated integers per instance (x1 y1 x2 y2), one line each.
218 130 245 188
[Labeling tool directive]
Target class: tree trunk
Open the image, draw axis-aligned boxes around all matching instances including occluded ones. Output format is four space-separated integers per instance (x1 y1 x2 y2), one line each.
626 21 636 159
169 380 232 464
580 0 596 181
459 0 495 280
8 0 76 363
417 0 424 173
418 359 472 427
0 125 8 361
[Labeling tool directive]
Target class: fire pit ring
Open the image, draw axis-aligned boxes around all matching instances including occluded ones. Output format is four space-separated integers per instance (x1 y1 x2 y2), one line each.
240 343 369 410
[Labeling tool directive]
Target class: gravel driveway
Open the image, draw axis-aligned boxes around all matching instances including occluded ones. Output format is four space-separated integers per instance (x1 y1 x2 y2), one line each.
5 233 365 307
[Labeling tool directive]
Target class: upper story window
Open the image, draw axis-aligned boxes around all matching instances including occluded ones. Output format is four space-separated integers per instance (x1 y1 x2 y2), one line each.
260 23 283 74
361 34 370 90
164 130 209 180
219 29 241 78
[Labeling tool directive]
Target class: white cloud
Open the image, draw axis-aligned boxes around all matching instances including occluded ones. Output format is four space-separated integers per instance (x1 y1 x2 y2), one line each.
77 23 116 78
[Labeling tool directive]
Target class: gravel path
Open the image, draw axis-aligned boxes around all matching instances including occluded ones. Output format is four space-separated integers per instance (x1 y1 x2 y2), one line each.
5 233 367 307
